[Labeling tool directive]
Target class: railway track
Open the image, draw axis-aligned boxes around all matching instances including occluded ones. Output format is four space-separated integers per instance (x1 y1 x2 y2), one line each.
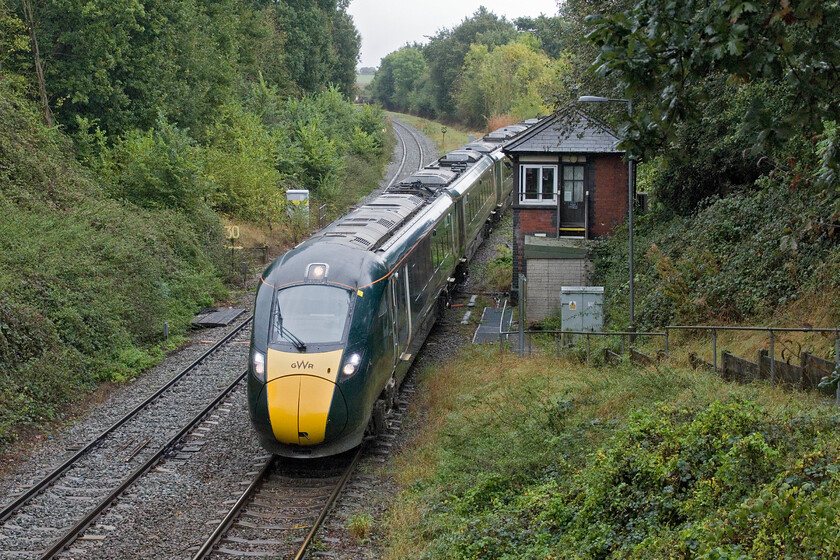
191 383 413 560
389 118 428 188
0 315 253 560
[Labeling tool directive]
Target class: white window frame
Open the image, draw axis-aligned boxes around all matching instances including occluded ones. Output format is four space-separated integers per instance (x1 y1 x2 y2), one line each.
519 164 558 205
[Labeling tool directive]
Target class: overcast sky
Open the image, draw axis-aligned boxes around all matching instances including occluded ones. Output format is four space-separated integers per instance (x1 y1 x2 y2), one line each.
347 0 561 69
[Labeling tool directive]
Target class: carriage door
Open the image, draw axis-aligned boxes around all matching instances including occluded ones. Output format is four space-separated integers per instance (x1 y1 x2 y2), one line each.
559 157 586 237
390 268 411 361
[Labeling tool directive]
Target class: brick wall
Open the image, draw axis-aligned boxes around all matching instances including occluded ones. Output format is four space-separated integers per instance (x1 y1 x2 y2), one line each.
527 259 591 323
591 154 629 237
511 153 629 298
512 208 556 294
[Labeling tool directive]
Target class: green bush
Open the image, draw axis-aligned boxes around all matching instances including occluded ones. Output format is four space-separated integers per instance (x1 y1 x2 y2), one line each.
0 79 225 445
389 347 840 559
592 168 840 329
100 113 208 215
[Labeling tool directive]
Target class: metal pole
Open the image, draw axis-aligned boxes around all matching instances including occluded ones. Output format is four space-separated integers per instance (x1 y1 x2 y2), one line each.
586 333 591 364
770 330 775 386
518 274 525 358
577 95 635 334
555 334 559 357
627 99 635 335
835 332 839 405
713 329 717 373
664 328 669 356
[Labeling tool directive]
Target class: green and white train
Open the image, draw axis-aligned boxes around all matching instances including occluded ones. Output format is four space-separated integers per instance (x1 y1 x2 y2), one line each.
247 122 534 457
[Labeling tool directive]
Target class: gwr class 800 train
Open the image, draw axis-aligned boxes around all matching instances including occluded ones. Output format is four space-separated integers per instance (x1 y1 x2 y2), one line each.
247 120 536 458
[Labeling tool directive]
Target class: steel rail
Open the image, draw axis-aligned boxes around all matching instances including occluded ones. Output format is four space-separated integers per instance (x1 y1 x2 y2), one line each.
293 444 365 560
0 315 253 524
38 369 249 559
388 118 427 191
385 119 410 189
398 118 427 168
191 444 364 560
190 455 276 560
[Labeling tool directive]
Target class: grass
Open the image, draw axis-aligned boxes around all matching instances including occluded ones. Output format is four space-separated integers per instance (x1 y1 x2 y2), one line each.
385 112 484 157
356 73 375 86
384 342 840 559
347 512 374 542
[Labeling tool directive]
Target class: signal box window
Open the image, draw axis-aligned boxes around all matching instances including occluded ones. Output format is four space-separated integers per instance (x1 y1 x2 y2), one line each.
563 164 585 204
520 165 557 204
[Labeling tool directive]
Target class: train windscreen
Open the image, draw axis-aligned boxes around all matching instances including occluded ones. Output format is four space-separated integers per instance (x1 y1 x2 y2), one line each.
271 286 351 345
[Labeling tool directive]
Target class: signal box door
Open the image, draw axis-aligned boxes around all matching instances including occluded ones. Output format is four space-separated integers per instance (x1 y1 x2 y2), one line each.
559 163 586 236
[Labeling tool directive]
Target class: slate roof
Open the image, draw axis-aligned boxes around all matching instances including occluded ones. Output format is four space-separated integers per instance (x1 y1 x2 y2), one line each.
502 109 623 154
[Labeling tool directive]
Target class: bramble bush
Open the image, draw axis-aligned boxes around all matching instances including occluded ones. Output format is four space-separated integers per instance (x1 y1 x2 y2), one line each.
0 79 224 445
592 165 840 329
387 348 840 559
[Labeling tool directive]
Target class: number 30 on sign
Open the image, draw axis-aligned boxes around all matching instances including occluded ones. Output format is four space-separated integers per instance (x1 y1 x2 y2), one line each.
225 225 240 240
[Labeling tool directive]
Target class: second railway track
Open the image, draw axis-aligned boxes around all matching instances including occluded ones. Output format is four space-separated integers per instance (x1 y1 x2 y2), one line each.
0 314 253 559
389 118 429 186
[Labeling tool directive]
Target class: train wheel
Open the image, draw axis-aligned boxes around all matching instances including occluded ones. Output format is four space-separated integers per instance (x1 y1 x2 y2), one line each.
371 398 388 436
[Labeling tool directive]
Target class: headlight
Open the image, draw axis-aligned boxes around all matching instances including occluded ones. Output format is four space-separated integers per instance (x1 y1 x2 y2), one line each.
252 350 266 382
342 353 361 376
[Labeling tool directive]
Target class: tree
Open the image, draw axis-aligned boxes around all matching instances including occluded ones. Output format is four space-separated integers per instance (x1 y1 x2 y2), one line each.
514 15 571 58
272 0 360 96
424 7 517 118
586 0 840 164
455 35 564 127
0 1 30 87
369 45 426 112
328 5 361 96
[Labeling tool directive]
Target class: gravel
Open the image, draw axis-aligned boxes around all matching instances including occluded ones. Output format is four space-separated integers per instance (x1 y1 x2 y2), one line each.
0 300 254 558
59 385 267 560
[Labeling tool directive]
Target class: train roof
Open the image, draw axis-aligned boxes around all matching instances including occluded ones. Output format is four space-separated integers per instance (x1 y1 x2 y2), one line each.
438 149 484 164
262 118 540 293
313 193 425 252
463 140 500 153
484 128 523 141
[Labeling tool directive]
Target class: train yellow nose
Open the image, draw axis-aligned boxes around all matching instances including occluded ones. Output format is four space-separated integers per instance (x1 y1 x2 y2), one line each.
266 376 346 445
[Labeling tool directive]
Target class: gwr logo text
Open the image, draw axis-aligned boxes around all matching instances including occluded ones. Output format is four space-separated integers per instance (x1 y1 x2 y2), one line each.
291 361 314 369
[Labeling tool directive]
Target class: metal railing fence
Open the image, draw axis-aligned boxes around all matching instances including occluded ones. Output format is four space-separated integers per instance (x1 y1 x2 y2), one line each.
499 328 666 362
664 325 840 402
496 322 840 404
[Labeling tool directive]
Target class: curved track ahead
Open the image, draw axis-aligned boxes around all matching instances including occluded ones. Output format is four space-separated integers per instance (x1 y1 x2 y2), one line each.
354 116 434 210
388 118 428 188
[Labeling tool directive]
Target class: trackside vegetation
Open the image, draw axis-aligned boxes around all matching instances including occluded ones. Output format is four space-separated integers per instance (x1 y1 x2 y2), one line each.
592 176 840 331
0 0 389 447
0 78 225 441
386 347 840 559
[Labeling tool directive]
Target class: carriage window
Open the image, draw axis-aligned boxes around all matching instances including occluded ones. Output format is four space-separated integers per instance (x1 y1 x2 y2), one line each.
272 285 350 345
